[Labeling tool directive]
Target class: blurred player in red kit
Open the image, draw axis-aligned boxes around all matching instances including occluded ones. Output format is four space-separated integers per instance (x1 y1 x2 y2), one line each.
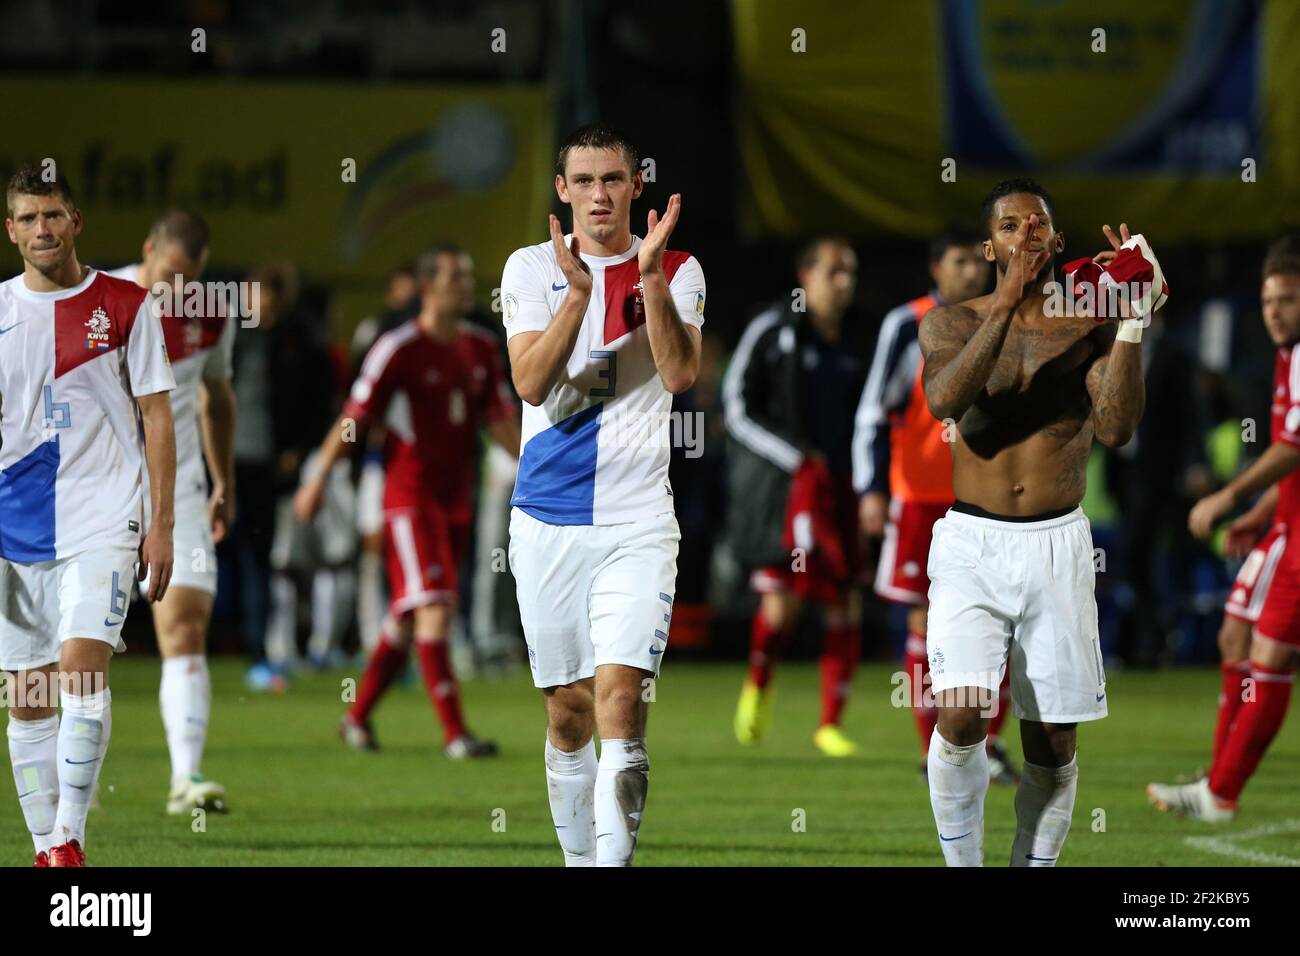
1148 246 1300 820
294 244 520 759
853 229 1018 783
725 237 868 756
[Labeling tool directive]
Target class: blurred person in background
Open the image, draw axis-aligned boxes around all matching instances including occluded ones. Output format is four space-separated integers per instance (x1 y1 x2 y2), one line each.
228 261 335 691
1107 292 1212 667
266 447 358 672
350 263 420 368
106 209 235 814
852 228 1018 782
725 236 868 757
1148 247 1300 821
350 264 421 653
296 244 520 759
665 333 729 647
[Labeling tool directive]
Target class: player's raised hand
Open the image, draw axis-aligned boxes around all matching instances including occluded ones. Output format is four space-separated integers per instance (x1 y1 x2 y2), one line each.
1102 222 1131 250
1090 222 1131 268
638 193 681 276
549 214 592 295
996 214 1052 309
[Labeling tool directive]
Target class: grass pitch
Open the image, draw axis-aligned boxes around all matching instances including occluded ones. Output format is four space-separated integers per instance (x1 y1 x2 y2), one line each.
3 658 1298 866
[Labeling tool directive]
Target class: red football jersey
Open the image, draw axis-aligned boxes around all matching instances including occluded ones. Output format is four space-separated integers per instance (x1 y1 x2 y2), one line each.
1272 344 1300 532
344 319 515 523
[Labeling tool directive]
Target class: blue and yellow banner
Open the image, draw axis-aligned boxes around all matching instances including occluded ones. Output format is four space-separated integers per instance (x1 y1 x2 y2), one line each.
734 0 1299 240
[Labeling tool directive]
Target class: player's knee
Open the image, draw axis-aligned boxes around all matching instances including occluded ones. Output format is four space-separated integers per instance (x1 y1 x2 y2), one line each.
935 704 986 746
412 604 452 643
1022 722 1077 767
761 593 798 631
546 683 594 718
160 620 206 657
595 678 646 728
546 688 594 745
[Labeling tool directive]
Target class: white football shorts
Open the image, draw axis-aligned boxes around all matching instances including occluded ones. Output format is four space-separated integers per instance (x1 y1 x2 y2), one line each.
509 507 680 689
925 505 1108 723
0 547 135 671
139 490 216 597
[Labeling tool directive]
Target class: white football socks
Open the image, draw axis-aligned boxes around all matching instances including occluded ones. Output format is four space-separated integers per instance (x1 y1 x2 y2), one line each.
266 573 298 666
55 688 112 846
544 736 597 866
8 714 60 854
594 738 649 867
1010 756 1078 867
927 728 988 867
308 567 356 662
160 655 211 785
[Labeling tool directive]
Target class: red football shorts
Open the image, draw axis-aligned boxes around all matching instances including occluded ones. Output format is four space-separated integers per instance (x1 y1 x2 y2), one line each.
1254 535 1300 647
1224 523 1287 624
384 504 470 615
874 498 951 606
751 476 862 606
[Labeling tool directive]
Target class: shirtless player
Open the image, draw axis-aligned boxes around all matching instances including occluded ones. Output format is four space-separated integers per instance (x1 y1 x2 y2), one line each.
918 179 1150 866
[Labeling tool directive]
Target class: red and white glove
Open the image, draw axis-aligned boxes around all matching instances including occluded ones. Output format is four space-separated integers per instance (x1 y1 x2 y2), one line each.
1063 234 1169 340
1100 233 1168 324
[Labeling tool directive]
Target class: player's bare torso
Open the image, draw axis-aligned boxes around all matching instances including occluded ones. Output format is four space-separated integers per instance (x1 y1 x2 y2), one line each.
927 292 1113 515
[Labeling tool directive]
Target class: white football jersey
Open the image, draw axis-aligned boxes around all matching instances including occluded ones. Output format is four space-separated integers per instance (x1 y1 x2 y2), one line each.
106 265 235 501
500 234 705 525
0 268 175 561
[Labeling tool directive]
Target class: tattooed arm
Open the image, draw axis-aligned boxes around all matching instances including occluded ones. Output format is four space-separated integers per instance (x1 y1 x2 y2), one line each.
1085 325 1145 447
919 303 1014 423
920 214 1052 423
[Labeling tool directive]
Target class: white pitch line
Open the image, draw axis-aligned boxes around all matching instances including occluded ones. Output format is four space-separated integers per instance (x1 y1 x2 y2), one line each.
1184 818 1300 866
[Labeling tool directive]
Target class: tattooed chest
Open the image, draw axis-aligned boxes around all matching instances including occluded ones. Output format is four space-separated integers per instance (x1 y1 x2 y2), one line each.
985 323 1099 396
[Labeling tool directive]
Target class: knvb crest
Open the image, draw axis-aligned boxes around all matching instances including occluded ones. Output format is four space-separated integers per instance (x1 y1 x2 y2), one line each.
85 306 112 350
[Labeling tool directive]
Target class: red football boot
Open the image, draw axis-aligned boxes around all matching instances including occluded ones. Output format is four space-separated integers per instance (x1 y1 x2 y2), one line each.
49 840 86 867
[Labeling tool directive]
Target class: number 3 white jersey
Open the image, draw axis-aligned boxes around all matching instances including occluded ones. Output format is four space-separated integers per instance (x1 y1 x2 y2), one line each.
0 268 176 562
106 265 235 502
500 234 705 526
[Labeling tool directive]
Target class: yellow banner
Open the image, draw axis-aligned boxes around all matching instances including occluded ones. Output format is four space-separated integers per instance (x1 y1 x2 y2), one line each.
0 79 554 335
735 0 1300 240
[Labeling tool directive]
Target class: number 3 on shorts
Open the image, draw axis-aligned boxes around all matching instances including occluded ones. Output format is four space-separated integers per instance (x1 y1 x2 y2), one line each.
589 349 617 397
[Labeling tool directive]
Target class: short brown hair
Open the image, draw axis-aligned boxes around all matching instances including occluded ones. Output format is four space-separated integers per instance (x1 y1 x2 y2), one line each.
6 163 75 216
148 208 210 260
794 235 853 273
1263 254 1300 282
415 242 466 282
555 124 640 179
